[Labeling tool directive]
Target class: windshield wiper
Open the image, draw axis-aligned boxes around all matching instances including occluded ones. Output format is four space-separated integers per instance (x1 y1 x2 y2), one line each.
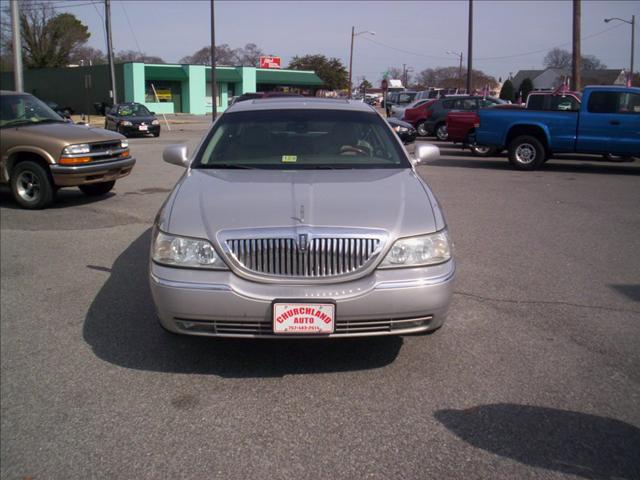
197 163 257 169
304 165 354 169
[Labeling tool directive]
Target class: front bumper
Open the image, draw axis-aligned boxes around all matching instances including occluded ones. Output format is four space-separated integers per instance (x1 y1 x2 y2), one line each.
149 260 455 338
120 124 160 136
50 157 136 187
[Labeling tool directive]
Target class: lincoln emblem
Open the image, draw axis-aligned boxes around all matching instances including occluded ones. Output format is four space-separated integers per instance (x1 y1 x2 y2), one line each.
298 233 309 252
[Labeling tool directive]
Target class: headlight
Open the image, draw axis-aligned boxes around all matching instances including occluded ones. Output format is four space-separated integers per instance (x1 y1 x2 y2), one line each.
379 230 451 268
62 143 90 155
120 140 129 148
120 120 133 126
152 119 160 125
152 230 228 269
394 126 410 133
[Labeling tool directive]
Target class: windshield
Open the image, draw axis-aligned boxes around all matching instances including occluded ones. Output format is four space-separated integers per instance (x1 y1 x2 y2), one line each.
0 94 64 127
194 109 409 169
117 104 151 116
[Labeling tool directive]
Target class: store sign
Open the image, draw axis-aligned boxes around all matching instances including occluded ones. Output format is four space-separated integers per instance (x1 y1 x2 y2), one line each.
259 56 281 69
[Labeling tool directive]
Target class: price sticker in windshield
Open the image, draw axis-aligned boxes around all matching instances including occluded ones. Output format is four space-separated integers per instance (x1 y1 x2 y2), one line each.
282 155 297 163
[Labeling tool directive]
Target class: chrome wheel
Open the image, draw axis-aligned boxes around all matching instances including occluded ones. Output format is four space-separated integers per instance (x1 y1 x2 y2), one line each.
473 146 492 155
436 124 448 141
417 122 428 137
515 143 536 164
16 170 41 202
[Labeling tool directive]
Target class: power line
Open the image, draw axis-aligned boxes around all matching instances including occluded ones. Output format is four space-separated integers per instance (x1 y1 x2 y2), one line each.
18 1 102 11
475 22 625 61
119 1 143 54
359 22 626 64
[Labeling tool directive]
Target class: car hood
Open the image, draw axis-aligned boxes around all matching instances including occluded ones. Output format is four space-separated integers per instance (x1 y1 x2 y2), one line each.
164 168 439 244
10 122 123 145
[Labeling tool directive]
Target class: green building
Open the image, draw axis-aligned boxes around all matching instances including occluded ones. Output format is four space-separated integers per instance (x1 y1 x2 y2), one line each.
0 62 325 115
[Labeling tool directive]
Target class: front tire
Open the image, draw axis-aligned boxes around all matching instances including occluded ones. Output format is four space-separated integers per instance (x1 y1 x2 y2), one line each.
470 144 497 157
416 121 429 137
79 181 115 196
508 135 546 170
435 123 448 141
10 161 55 209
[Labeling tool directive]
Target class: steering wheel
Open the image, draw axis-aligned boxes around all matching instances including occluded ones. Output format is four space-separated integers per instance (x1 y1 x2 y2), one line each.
339 144 371 156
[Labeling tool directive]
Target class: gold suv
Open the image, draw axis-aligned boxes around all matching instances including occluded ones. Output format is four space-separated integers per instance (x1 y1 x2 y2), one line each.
0 91 135 209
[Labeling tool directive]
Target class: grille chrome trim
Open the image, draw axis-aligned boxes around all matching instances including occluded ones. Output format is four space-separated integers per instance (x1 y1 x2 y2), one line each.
174 315 433 337
219 227 387 280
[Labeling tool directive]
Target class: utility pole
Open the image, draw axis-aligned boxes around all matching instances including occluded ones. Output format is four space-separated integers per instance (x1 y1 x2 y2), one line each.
403 63 407 87
210 0 217 119
467 0 473 94
348 26 355 99
571 0 581 91
458 52 463 92
105 0 117 104
632 15 636 84
10 0 23 92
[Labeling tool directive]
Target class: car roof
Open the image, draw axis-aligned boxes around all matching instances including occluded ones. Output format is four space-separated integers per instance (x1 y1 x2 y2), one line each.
0 90 30 96
225 97 377 113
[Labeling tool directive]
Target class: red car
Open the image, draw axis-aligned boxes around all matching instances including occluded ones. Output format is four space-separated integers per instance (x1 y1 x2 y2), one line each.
402 99 437 136
446 105 525 156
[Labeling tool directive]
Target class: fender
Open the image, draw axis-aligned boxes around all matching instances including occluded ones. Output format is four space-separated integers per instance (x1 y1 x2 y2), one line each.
502 122 551 148
2 145 57 183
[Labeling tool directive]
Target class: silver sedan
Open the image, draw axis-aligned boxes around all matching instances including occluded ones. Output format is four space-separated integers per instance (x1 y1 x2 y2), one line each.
150 98 455 338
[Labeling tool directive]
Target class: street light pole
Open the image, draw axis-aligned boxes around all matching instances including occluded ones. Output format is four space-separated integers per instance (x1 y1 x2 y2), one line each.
348 26 355 99
605 15 635 84
347 28 375 99
447 51 464 92
10 0 23 92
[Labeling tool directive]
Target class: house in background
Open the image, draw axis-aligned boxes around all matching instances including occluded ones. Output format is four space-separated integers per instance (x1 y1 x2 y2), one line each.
510 68 629 92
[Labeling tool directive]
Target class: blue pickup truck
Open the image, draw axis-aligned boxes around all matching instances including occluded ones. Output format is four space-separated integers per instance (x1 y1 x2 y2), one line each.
475 86 640 170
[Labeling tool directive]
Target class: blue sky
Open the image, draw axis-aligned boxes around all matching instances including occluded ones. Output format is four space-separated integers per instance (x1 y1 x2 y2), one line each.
33 0 640 82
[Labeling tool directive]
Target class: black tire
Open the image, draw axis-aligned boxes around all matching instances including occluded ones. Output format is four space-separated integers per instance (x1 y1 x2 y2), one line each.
602 154 635 163
153 131 160 138
416 121 429 137
79 180 115 196
10 160 55 209
508 135 547 170
435 122 448 141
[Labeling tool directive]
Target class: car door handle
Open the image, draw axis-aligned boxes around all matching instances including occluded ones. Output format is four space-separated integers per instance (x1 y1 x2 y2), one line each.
610 120 620 126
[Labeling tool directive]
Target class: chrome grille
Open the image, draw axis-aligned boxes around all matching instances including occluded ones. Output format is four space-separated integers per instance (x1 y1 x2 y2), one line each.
226 237 381 277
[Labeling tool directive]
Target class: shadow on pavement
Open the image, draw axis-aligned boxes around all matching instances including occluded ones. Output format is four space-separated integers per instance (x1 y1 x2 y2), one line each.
610 284 640 303
0 185 115 210
83 229 403 377
435 403 640 479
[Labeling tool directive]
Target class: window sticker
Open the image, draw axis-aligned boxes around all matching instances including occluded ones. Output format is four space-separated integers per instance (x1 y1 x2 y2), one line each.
282 155 297 163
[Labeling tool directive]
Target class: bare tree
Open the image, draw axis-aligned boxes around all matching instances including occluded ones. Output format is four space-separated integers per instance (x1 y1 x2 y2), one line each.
179 44 242 65
115 50 165 64
69 46 106 65
544 48 606 70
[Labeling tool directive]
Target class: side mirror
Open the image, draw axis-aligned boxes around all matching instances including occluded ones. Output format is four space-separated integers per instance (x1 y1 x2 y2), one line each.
413 142 440 165
150 111 156 115
163 144 189 168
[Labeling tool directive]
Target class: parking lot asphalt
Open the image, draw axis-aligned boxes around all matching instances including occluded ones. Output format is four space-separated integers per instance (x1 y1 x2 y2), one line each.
2 124 639 479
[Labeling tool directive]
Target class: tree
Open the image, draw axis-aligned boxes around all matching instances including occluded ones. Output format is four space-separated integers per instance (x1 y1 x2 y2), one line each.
288 54 347 90
543 48 606 70
582 54 606 70
179 43 253 65
520 77 534 101
69 46 106 65
115 50 165 64
499 79 515 102
414 66 498 91
359 78 373 90
2 1 91 68
236 43 263 67
543 48 572 69
385 67 403 80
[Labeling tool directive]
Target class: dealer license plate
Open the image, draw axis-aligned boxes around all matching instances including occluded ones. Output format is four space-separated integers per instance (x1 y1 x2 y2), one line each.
273 303 335 334
138 125 148 131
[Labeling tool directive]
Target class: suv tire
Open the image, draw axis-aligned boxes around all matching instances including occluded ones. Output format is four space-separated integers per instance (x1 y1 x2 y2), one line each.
508 135 546 170
10 160 55 209
79 180 115 196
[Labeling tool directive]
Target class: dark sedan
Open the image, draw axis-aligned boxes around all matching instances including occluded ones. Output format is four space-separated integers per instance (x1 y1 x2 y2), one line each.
105 103 160 137
387 117 417 144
